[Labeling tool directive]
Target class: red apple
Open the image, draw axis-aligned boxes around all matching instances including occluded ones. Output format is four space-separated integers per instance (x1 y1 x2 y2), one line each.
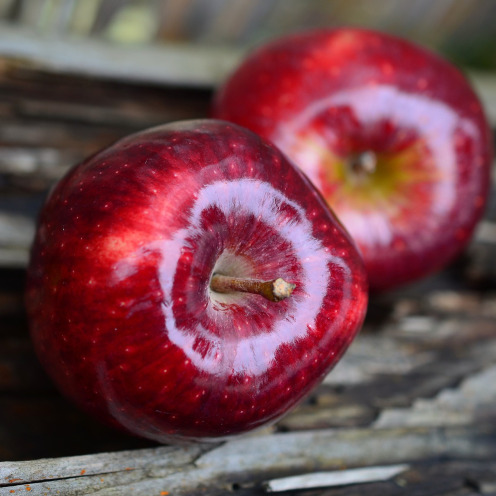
26 120 368 443
212 28 492 292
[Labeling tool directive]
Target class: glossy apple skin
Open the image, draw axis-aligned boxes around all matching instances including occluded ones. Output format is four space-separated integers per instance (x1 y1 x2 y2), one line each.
212 28 493 292
26 120 368 443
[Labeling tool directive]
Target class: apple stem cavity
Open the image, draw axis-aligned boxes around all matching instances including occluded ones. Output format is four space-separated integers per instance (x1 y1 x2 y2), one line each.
349 151 377 181
210 274 296 302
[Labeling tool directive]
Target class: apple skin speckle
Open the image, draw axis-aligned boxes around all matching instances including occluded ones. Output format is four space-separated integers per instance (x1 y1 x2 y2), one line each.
212 28 493 292
26 120 367 443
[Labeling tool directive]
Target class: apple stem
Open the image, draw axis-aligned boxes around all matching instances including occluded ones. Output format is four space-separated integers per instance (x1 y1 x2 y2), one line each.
210 274 296 302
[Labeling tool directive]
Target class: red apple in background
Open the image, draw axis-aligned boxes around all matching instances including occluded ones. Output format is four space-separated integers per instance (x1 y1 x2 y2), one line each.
26 119 368 443
212 28 493 292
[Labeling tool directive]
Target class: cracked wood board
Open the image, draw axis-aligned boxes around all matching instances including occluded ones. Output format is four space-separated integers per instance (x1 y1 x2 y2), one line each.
1 423 495 495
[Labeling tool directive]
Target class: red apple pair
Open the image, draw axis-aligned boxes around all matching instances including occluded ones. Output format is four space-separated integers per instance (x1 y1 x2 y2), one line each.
213 28 492 291
26 28 491 443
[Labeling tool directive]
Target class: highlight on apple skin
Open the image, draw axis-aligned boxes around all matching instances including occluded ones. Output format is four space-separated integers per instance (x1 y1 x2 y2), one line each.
26 119 368 443
212 28 493 292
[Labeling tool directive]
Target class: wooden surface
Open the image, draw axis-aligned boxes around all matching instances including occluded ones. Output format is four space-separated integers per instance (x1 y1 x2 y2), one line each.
0 46 496 495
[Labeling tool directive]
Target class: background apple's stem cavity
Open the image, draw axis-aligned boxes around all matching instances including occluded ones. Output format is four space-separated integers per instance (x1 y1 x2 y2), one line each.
210 274 295 302
349 151 377 181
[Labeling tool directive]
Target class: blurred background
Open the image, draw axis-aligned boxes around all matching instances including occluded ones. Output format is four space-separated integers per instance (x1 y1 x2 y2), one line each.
2 0 496 70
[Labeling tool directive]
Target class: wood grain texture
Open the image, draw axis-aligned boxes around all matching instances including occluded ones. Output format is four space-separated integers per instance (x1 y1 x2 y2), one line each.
1 424 495 495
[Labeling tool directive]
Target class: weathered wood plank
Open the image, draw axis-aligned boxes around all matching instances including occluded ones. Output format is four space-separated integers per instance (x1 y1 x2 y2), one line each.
0 444 208 486
1 423 495 495
0 22 242 88
374 365 496 428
